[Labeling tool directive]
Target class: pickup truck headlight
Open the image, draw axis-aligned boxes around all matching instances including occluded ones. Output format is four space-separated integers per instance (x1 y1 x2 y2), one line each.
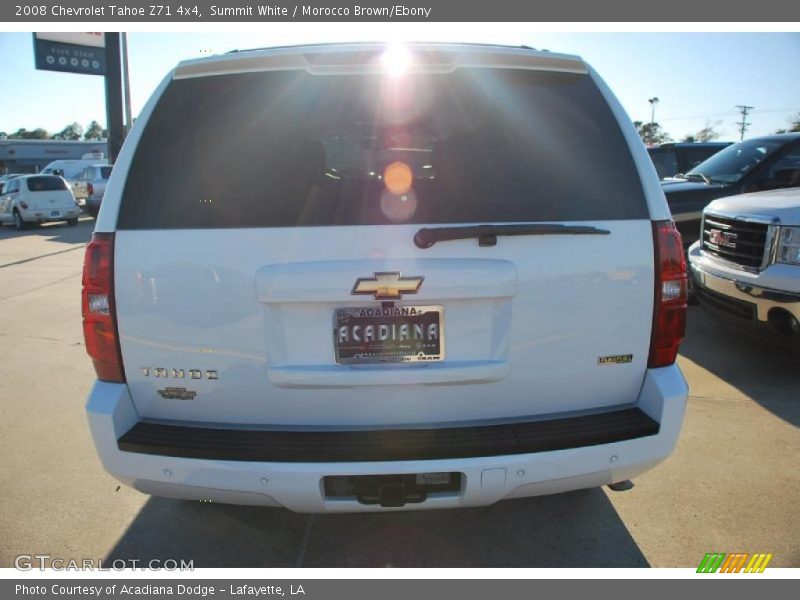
777 226 800 265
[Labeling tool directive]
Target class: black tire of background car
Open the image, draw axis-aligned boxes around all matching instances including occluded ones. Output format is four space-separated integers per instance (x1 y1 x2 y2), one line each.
13 210 26 231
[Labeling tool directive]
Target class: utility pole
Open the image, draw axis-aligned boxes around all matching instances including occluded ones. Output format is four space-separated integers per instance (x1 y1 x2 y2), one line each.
121 33 133 135
736 105 754 141
104 33 125 163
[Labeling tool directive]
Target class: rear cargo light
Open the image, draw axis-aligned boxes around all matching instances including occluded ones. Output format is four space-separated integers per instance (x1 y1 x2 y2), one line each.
82 232 125 382
648 220 688 368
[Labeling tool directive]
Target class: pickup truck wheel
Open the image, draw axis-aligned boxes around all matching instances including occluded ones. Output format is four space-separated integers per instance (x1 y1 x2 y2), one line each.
86 207 99 219
13 210 27 231
67 218 79 226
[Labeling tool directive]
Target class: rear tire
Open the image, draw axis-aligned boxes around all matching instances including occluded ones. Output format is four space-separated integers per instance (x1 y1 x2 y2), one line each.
13 210 27 231
67 218 79 226
87 207 99 219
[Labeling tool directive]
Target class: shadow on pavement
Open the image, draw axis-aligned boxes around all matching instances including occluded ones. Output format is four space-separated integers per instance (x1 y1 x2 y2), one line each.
680 306 799 427
0 217 94 245
106 488 649 568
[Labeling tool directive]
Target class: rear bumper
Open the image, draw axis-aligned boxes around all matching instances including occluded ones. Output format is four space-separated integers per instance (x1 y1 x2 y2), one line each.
20 207 79 222
86 366 687 512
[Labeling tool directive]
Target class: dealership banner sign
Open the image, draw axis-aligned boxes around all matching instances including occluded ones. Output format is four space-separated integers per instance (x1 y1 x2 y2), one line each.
33 32 106 75
6 0 800 21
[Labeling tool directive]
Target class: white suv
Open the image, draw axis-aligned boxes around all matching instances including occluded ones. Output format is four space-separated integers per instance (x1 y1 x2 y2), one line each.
82 43 689 512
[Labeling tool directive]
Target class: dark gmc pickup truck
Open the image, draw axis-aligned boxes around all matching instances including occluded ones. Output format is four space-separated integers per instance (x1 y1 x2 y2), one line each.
663 133 800 247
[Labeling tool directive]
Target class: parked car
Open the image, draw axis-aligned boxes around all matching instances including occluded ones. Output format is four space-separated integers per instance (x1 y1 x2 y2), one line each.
73 164 113 218
0 174 80 229
647 142 732 180
41 156 108 198
662 133 800 248
83 43 688 512
689 187 800 348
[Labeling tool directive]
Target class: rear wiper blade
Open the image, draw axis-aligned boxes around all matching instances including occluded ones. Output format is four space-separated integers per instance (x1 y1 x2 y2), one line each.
414 223 610 249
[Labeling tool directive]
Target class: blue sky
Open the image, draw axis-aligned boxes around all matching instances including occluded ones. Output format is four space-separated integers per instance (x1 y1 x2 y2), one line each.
0 31 798 140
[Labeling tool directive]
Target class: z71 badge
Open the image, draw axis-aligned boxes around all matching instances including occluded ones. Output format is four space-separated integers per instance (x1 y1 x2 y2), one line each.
157 387 197 401
598 354 633 365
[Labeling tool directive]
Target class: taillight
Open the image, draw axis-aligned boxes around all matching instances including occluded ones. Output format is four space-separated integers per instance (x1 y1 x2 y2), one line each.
648 220 688 368
82 232 125 382
87 183 94 196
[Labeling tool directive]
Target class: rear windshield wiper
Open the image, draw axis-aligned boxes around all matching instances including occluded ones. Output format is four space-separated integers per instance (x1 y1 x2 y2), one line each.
414 223 611 249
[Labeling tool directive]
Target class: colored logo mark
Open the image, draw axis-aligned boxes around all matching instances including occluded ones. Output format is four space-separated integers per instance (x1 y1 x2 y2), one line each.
697 552 773 573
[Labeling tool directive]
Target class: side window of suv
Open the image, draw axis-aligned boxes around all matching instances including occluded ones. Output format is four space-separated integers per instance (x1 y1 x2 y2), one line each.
760 150 800 190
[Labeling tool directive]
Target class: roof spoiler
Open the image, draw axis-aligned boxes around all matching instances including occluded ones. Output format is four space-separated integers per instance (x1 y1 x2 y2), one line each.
174 43 587 79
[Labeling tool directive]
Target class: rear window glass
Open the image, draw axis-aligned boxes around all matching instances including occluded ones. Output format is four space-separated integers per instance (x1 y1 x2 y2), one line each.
100 166 113 179
119 68 647 229
26 176 68 192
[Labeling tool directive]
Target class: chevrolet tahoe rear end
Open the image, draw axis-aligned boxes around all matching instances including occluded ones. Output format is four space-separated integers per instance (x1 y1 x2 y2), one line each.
83 43 688 512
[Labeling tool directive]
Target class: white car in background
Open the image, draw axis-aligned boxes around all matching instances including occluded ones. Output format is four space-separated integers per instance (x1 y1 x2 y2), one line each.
0 174 80 229
41 155 109 198
73 164 113 218
689 187 800 348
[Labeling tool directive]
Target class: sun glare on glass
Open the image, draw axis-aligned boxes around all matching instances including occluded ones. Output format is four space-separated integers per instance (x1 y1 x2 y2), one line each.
383 161 413 195
380 44 412 77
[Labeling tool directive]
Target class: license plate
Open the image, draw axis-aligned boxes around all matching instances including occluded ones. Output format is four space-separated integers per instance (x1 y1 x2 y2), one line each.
334 305 444 364
50 210 61 217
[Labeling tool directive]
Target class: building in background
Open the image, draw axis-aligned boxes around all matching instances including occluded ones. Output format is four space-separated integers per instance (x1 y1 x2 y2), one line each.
0 139 107 175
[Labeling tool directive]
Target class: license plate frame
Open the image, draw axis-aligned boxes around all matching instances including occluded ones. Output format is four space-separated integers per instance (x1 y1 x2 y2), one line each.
333 305 444 365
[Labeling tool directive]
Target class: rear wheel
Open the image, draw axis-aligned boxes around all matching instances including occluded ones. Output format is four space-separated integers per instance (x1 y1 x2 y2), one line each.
86 207 99 219
13 210 27 231
67 218 79 226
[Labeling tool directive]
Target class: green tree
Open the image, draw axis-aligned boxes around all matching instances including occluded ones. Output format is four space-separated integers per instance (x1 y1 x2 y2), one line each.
84 120 105 140
53 122 83 140
694 121 722 142
775 113 800 134
633 120 672 145
9 128 50 139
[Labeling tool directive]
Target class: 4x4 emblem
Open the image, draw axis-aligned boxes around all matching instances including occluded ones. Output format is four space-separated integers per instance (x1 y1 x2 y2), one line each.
352 272 424 300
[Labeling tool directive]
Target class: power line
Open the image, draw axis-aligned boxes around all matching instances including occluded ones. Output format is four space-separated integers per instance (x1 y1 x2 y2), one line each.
735 105 754 141
656 107 797 123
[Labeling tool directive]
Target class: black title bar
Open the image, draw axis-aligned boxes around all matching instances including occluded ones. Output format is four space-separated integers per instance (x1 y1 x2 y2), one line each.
6 0 800 21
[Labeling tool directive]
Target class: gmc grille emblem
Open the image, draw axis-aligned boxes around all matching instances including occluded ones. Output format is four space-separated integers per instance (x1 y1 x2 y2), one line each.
709 229 738 249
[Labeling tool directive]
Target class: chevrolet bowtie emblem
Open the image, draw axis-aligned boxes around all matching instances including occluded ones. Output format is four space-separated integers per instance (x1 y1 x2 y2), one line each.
352 272 424 300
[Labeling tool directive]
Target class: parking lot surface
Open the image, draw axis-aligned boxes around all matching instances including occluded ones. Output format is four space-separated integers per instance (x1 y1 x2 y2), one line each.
0 219 797 568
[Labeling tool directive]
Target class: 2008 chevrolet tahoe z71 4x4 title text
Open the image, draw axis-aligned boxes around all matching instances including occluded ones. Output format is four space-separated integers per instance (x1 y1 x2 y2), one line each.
82 43 688 512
